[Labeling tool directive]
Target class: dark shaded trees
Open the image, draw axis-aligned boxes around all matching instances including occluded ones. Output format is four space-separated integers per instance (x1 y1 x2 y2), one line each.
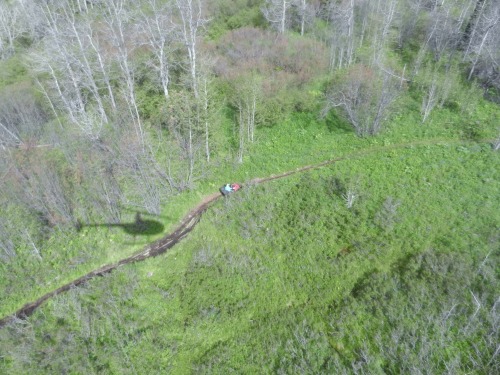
464 1 500 82
463 0 489 48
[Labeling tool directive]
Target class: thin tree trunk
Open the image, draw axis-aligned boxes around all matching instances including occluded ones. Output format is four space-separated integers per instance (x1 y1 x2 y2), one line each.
176 0 202 98
422 80 438 122
46 62 77 124
347 0 354 66
87 34 117 112
250 94 256 143
159 46 170 99
65 10 108 123
202 77 210 162
238 104 244 163
300 0 305 36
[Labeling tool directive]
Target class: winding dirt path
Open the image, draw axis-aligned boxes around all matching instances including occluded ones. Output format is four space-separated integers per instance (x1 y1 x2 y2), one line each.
0 138 491 327
0 192 223 327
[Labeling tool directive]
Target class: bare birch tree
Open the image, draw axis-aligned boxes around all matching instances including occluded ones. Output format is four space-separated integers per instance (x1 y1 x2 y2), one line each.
0 1 30 59
196 57 220 163
325 65 400 136
494 130 500 151
419 58 460 123
462 0 489 51
86 27 119 113
263 0 292 34
354 0 398 66
0 216 17 261
292 0 318 36
163 90 204 189
29 0 107 139
414 0 474 69
139 0 177 101
0 3 16 58
175 0 207 98
102 0 145 147
60 2 109 124
465 2 500 80
326 0 355 71
234 73 261 163
32 2 114 120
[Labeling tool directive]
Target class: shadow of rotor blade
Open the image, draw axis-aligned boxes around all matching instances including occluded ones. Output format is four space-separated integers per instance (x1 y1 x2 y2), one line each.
81 220 165 236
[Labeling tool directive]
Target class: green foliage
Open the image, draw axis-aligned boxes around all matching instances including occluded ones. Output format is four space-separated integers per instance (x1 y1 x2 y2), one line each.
0 55 28 89
136 85 164 121
207 0 266 40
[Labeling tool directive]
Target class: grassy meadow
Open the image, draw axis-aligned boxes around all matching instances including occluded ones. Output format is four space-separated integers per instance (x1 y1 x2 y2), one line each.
1 97 499 373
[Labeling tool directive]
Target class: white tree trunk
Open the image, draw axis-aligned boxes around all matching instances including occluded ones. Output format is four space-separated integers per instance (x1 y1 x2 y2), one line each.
87 34 118 112
103 0 144 147
280 0 287 34
140 0 175 100
263 0 291 34
64 7 108 123
176 0 206 98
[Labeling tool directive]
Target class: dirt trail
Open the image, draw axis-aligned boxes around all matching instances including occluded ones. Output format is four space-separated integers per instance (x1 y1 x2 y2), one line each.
0 192 222 327
0 138 490 327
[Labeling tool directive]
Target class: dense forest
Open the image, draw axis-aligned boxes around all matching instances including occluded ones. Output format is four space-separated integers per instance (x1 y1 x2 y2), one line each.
0 0 499 373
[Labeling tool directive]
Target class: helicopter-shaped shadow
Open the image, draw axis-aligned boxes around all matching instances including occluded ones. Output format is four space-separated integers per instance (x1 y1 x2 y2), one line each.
79 212 165 243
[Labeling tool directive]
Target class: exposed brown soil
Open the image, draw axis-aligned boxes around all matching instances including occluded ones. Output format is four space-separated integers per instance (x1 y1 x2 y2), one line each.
0 138 491 327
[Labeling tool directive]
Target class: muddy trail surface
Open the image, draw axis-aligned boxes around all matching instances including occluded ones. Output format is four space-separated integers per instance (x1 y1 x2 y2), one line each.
0 138 489 327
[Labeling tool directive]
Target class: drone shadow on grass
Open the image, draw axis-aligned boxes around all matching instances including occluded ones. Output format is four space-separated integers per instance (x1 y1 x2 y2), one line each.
79 212 166 244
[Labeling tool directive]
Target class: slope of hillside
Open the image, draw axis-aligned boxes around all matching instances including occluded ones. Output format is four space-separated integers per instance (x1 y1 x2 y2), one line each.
1 139 498 373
